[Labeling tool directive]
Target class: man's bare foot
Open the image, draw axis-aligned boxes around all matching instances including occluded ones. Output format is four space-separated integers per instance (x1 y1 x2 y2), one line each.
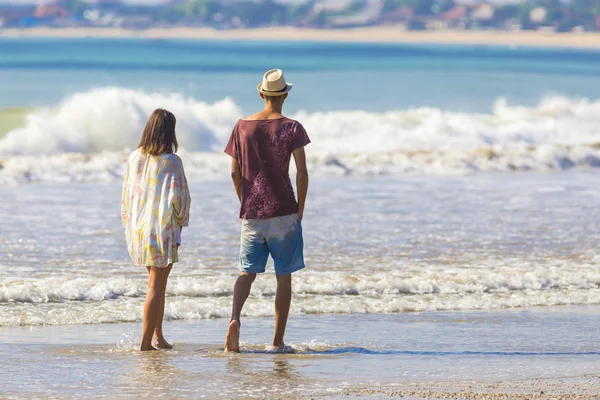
224 320 240 353
140 344 158 351
267 343 295 354
153 336 173 349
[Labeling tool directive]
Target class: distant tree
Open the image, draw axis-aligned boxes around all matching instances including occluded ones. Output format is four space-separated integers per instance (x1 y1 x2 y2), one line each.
58 0 89 17
180 0 220 20
570 0 600 15
308 10 327 27
223 0 288 27
517 1 533 29
287 2 313 21
411 0 436 15
569 0 600 25
341 1 366 15
495 4 519 21
433 0 455 14
381 0 407 12
539 0 563 25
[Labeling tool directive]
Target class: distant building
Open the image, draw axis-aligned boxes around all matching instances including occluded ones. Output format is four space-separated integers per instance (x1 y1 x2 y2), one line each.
439 5 468 29
33 3 70 19
380 7 414 25
0 8 33 27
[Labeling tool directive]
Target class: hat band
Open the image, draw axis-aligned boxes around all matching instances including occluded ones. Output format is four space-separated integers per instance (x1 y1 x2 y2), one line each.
262 85 288 93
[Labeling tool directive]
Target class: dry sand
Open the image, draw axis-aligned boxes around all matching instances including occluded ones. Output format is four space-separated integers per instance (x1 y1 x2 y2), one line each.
1 26 600 49
344 375 600 399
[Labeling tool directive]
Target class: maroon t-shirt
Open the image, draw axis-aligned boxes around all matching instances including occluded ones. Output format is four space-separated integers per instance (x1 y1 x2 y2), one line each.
224 117 311 220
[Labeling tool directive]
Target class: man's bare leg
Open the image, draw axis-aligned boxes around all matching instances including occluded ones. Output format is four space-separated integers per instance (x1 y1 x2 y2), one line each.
225 272 256 352
141 266 171 351
273 274 292 348
149 265 173 349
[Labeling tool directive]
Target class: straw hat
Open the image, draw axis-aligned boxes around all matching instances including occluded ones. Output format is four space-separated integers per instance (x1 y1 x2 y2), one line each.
257 69 293 96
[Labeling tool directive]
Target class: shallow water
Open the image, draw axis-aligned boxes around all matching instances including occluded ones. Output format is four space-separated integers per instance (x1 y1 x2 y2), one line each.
2 308 600 398
2 174 600 327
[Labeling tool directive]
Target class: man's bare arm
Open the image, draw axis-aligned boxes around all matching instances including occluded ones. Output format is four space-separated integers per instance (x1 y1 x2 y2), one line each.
292 147 309 220
231 158 242 203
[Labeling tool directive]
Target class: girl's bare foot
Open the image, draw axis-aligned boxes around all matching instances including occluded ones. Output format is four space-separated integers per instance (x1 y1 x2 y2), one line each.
153 336 173 349
140 344 158 351
224 320 240 353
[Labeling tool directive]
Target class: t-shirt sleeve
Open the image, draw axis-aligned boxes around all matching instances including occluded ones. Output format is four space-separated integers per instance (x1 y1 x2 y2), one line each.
224 122 239 160
291 122 311 151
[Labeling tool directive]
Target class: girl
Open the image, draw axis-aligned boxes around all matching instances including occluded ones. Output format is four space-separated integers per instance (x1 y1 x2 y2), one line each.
121 109 191 351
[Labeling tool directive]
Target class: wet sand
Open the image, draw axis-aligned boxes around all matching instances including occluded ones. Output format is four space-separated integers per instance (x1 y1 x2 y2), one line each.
3 308 600 399
1 26 600 49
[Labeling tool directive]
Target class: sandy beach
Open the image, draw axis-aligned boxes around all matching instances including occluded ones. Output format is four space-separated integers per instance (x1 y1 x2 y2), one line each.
2 26 600 49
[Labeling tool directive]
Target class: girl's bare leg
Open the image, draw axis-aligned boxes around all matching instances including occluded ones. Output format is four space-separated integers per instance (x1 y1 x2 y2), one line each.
153 264 172 348
140 265 171 351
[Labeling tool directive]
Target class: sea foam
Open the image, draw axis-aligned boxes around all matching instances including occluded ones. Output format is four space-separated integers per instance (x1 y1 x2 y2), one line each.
2 265 600 326
1 87 600 183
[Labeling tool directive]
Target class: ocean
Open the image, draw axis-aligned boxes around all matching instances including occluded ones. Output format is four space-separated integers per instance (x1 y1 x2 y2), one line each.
2 39 600 182
2 38 600 398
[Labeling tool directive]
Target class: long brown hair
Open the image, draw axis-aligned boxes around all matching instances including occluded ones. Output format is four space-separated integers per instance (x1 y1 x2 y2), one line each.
138 109 178 155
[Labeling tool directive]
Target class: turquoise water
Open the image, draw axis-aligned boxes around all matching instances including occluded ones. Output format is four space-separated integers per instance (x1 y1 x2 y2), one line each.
2 38 600 177
1 38 600 112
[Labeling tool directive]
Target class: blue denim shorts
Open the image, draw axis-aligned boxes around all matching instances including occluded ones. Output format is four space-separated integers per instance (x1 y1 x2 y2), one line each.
239 214 305 276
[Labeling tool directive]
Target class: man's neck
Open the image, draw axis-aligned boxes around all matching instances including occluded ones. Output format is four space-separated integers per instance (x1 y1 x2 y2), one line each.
264 104 283 114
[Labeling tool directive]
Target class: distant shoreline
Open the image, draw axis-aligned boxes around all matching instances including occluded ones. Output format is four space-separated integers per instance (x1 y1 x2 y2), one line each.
2 26 600 49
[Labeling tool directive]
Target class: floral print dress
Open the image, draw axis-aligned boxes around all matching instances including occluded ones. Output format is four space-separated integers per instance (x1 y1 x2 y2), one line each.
121 149 191 268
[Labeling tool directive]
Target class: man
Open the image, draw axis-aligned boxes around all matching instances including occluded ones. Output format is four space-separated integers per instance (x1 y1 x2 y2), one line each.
224 69 310 353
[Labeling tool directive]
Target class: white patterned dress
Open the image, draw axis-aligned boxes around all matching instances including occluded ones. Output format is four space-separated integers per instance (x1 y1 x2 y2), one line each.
121 149 191 268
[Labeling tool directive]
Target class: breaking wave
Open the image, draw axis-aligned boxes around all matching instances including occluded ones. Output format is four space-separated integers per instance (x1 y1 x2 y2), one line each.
3 265 600 326
1 87 600 183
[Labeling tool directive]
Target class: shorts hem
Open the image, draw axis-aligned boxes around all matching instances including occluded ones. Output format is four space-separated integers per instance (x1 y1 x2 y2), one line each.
239 265 266 274
276 263 305 276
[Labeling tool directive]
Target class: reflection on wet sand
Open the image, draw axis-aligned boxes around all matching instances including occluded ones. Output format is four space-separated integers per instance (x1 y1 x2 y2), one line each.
221 352 319 397
115 350 184 395
225 353 300 381
272 357 295 380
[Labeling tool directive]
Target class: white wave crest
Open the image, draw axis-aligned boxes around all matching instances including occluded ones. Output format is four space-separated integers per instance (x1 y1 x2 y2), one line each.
3 266 600 304
2 87 600 182
0 87 241 156
3 266 600 326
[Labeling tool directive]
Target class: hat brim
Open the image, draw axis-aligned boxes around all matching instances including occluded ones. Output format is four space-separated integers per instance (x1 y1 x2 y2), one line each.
257 83 293 96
